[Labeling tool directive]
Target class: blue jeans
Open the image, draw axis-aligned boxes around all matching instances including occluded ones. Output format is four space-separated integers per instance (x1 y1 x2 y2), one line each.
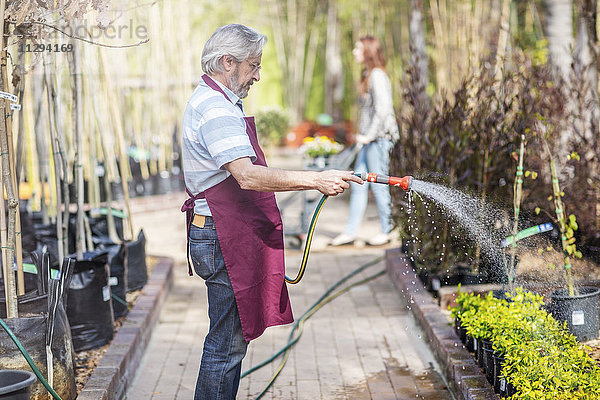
190 219 248 400
344 139 393 236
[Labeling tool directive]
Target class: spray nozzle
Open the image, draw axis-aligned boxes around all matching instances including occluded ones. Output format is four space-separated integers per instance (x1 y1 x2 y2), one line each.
354 173 413 191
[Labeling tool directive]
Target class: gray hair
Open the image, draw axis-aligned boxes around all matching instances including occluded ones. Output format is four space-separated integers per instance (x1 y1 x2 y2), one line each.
201 24 267 75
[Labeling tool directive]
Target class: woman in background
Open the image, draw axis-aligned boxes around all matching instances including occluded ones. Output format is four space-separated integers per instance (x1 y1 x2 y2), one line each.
330 36 399 247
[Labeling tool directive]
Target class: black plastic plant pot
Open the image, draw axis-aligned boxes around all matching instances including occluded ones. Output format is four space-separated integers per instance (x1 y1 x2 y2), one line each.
454 317 461 337
465 334 475 353
491 289 509 300
126 230 147 292
479 339 491 372
0 370 36 400
427 274 441 293
66 251 115 351
492 353 506 394
460 272 484 286
483 345 496 385
440 273 461 287
550 287 600 342
505 380 517 397
494 356 516 397
454 318 466 344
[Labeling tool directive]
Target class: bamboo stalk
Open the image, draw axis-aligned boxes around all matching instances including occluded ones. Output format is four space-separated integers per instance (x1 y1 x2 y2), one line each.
68 21 86 258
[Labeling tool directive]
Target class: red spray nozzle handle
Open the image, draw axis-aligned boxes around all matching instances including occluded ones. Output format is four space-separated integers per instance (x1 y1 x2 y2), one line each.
353 173 413 191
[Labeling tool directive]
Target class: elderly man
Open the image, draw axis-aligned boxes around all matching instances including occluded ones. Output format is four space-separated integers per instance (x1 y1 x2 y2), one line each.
181 24 361 399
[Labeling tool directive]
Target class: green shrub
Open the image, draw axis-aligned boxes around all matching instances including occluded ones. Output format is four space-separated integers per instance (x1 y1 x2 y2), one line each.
255 106 290 147
450 288 600 399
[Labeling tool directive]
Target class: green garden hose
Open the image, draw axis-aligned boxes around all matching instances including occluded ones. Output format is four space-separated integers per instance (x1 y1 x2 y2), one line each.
285 194 328 284
0 317 63 400
243 256 386 399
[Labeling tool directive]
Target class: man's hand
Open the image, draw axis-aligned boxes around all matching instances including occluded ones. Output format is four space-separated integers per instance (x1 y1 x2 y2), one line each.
315 170 363 196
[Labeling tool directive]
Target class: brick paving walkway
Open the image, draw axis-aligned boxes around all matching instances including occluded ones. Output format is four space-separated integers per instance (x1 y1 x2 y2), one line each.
124 149 455 399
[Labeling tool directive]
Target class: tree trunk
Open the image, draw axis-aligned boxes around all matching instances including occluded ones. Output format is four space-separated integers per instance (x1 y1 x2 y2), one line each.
324 1 343 121
32 68 50 224
494 0 511 79
546 0 574 82
13 38 25 185
43 52 65 262
410 0 428 103
409 0 429 171
0 4 18 318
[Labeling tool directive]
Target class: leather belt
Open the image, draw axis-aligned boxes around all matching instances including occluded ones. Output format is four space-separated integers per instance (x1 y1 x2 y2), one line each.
192 214 208 227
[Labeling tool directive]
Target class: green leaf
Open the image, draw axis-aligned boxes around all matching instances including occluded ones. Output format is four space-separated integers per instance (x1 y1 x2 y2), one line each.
525 170 531 177
535 207 541 215
531 171 538 180
571 221 578 231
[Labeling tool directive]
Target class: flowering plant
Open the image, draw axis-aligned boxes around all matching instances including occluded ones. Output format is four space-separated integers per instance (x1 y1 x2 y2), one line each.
300 136 343 158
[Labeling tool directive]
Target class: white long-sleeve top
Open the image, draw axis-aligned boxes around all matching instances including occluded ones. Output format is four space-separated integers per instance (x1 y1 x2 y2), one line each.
358 68 399 142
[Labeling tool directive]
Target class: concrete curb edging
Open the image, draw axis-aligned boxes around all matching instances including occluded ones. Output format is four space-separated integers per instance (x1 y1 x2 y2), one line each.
77 256 174 400
386 248 499 400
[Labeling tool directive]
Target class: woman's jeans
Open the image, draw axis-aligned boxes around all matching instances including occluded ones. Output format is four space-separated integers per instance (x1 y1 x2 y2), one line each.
344 138 393 237
190 220 248 400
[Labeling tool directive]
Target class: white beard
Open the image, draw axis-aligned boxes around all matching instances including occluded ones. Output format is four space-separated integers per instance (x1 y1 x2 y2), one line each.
227 68 252 99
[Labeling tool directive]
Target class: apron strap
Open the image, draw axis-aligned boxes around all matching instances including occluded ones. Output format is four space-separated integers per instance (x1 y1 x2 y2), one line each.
181 188 206 276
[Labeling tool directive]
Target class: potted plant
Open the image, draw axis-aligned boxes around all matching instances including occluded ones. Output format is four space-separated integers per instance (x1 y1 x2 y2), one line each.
299 136 344 169
534 124 600 342
255 106 290 151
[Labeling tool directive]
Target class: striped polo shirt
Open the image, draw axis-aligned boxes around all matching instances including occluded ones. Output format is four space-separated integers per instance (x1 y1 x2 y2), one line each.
181 77 256 216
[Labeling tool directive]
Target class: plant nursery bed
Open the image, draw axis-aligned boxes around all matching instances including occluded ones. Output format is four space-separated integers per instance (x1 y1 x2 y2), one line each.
75 255 174 400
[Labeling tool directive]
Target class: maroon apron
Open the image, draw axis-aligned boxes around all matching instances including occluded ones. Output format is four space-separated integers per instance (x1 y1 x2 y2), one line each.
181 75 294 342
